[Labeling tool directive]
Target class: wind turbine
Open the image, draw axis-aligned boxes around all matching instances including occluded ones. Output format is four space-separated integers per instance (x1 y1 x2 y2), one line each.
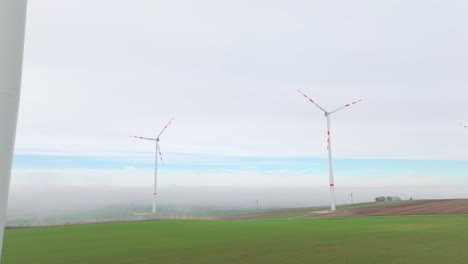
131 117 175 213
297 90 363 211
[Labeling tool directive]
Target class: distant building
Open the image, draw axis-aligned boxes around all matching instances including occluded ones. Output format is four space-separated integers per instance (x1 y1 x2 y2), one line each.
375 196 386 202
376 196 402 202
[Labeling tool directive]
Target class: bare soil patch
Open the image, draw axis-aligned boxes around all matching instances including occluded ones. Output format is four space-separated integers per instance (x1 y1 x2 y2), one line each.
305 199 468 218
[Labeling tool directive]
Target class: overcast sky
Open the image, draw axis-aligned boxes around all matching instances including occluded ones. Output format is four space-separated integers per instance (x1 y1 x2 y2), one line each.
8 0 468 214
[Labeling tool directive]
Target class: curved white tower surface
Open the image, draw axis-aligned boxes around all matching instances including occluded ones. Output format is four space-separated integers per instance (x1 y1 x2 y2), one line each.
0 0 28 260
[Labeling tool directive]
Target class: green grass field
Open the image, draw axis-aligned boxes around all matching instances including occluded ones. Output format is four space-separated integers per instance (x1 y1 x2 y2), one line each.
4 215 468 264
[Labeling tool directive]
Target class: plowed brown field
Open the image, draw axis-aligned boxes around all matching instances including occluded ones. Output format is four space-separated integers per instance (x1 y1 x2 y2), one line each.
307 199 468 218
221 199 468 220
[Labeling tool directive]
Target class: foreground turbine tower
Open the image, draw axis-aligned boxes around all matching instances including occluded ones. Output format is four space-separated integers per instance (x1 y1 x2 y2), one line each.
0 0 27 260
131 118 175 213
298 90 363 211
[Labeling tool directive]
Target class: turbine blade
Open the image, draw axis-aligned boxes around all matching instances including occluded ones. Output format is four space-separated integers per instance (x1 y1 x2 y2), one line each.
130 136 157 141
157 143 164 165
157 117 175 138
461 123 468 129
328 98 363 115
297 90 327 113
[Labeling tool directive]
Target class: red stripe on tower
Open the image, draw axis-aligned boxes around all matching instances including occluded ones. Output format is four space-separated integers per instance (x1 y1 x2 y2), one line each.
330 184 335 187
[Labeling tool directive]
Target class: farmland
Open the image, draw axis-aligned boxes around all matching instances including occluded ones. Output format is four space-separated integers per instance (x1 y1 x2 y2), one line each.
3 200 468 264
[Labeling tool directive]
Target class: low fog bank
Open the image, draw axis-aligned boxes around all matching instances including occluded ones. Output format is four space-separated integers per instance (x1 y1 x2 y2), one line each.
7 182 468 225
7 185 329 222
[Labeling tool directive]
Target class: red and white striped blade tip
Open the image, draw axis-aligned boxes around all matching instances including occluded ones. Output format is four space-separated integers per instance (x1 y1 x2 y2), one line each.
157 117 176 137
344 98 363 107
165 117 175 127
297 90 314 102
130 136 156 141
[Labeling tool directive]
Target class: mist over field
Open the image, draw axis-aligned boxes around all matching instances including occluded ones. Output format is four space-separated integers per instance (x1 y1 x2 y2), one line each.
8 156 468 225
7 175 468 226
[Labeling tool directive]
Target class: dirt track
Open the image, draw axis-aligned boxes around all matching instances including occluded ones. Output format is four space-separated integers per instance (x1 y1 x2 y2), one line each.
305 199 468 218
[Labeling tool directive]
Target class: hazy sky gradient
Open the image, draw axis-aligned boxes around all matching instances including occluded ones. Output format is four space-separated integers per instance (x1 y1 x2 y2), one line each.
9 0 468 214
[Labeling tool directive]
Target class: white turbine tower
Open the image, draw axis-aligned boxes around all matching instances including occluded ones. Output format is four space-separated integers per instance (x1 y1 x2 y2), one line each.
131 117 175 214
298 90 363 211
0 0 27 260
